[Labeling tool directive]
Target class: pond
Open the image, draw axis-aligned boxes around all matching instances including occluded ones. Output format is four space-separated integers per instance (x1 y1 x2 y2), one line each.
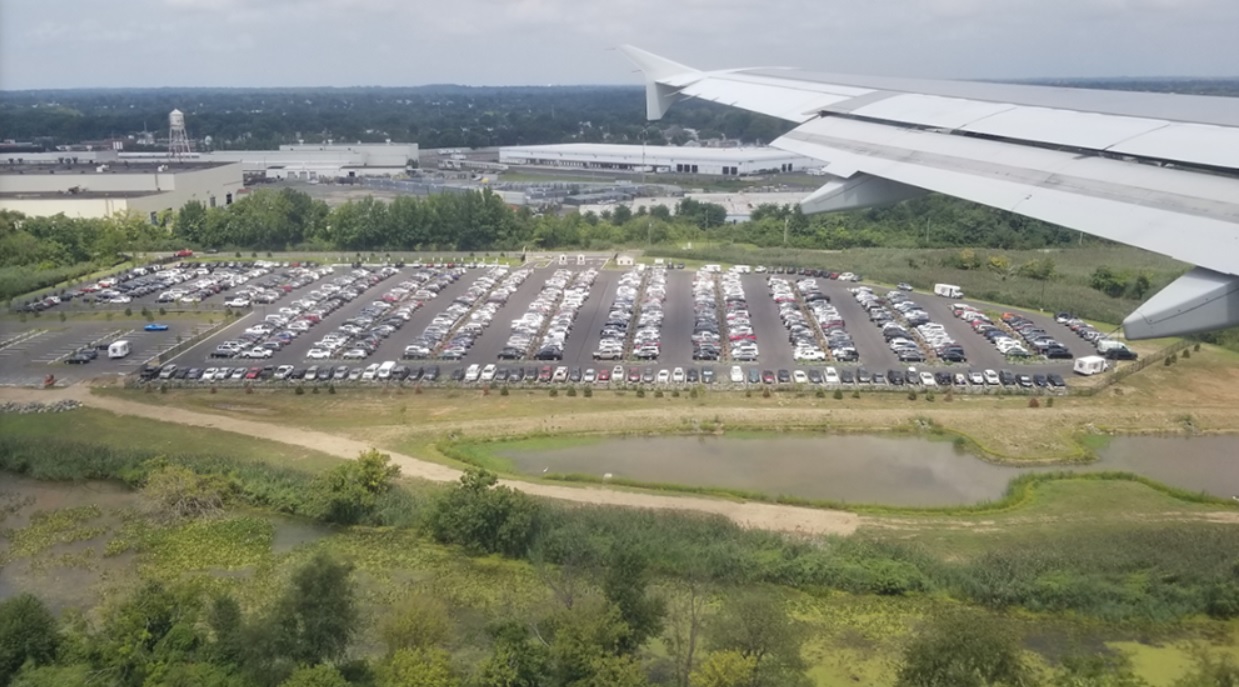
496 434 1239 507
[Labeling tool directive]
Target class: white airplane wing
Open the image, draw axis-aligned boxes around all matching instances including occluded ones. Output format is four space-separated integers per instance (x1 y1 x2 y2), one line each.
620 45 1239 339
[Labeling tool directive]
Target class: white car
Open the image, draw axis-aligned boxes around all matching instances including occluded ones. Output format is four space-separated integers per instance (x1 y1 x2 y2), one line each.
920 371 937 386
362 363 381 380
226 297 251 308
612 365 625 380
306 348 331 360
983 369 1001 385
794 348 826 362
824 367 841 384
583 368 597 383
657 369 671 384
730 365 745 383
274 365 295 380
672 367 685 383
202 367 218 381
247 347 273 359
481 364 497 382
792 370 809 384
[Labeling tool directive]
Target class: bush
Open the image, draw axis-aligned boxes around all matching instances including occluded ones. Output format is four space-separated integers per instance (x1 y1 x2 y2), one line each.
672 390 680 398
907 390 918 401
689 388 698 399
583 387 593 398
833 389 844 400
852 390 860 399
566 387 577 397
655 389 665 398
637 388 646 398
308 449 401 525
1045 397 1054 407
1182 349 1191 359
925 391 935 402
1164 356 1173 366
761 388 771 398
1195 342 1202 352
159 383 168 394
549 388 559 397
815 390 826 398
427 468 541 557
745 390 752 398
327 384 336 395
312 386 320 394
1028 397 1040 408
500 387 510 396
159 307 167 316
124 307 133 317
295 385 305 395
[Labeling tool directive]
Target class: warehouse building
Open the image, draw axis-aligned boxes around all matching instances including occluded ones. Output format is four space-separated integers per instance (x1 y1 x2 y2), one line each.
0 160 244 220
499 143 815 176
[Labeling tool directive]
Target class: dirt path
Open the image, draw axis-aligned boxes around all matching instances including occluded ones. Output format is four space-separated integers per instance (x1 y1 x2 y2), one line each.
1 386 860 536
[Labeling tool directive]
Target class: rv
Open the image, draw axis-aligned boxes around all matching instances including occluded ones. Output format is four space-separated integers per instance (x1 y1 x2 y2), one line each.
107 340 131 359
1073 355 1109 376
933 283 964 299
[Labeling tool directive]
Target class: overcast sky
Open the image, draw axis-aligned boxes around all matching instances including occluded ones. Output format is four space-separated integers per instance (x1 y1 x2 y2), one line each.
2 0 1237 90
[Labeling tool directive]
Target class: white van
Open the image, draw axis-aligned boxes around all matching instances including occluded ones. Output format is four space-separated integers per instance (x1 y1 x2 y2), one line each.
1074 356 1109 376
376 360 397 380
464 363 482 382
107 340 131 359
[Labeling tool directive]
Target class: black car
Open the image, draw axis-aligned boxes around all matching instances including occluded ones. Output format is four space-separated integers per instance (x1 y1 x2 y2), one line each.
700 367 715 384
776 369 791 384
887 369 905 385
423 366 441 381
509 368 524 383
685 368 699 383
65 353 93 364
839 369 855 384
450 368 466 382
1032 373 1048 387
569 367 582 383
807 369 823 384
999 370 1017 386
1047 373 1066 388
525 367 539 381
747 368 761 385
856 368 871 384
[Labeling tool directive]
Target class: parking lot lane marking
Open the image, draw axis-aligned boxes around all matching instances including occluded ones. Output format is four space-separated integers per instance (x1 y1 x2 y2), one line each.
157 314 255 366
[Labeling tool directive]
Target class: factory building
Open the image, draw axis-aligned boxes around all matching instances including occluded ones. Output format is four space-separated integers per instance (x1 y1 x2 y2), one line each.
498 144 815 176
0 160 244 220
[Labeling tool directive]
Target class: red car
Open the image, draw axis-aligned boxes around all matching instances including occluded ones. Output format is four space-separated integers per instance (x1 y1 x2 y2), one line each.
174 249 194 258
597 369 611 382
244 367 262 380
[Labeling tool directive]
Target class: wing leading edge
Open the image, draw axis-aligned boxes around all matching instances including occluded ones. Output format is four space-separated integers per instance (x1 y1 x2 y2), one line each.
619 46 1239 339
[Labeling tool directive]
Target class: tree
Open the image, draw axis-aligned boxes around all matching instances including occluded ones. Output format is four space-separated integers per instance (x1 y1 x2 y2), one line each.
427 468 541 557
277 664 349 687
89 581 204 687
261 550 359 669
705 591 808 687
1172 649 1239 687
474 622 552 687
602 542 665 654
663 576 711 687
309 448 400 525
547 599 632 687
206 593 246 668
379 592 454 655
691 650 759 687
896 612 1036 687
0 594 60 685
1090 266 1130 299
375 648 460 687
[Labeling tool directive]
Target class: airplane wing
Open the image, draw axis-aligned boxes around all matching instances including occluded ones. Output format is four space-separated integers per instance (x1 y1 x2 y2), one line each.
619 45 1239 340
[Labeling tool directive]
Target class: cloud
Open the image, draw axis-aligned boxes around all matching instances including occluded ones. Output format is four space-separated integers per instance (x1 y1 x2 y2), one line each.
1 0 1237 88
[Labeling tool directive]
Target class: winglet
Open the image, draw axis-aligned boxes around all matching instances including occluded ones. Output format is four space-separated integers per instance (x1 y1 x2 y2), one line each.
618 45 700 120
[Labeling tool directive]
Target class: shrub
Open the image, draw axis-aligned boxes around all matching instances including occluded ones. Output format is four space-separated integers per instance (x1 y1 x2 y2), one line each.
566 387 577 397
745 390 752 398
655 389 665 398
907 390 918 401
1028 397 1040 408
159 383 168 394
124 307 133 317
833 389 844 400
583 387 593 398
295 385 305 395
327 384 336 395
159 307 167 316
815 390 826 399
637 389 646 398
672 390 680 398
925 391 935 402
312 386 320 394
761 388 771 398
500 387 510 396
1181 349 1191 359
1045 397 1054 407
852 390 860 399
689 388 698 399
1164 356 1173 367
427 468 541 557
309 449 401 525
1195 342 1202 352
235 251 242 258
549 388 559 397
1205 582 1239 619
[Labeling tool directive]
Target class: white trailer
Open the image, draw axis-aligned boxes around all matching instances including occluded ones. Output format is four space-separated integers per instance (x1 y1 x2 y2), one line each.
107 340 131 359
934 283 963 299
1073 355 1109 376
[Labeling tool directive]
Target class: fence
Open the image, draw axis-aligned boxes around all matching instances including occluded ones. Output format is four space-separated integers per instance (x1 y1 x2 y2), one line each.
1071 339 1194 396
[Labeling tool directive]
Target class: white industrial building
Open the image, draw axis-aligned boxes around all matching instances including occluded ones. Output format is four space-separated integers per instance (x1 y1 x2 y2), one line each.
0 160 244 220
499 143 815 176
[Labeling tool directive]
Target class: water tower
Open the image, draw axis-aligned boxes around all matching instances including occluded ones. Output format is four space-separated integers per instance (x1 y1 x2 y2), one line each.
168 109 192 157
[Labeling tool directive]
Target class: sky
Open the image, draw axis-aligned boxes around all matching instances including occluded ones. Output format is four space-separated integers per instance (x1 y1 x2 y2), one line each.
2 0 1237 90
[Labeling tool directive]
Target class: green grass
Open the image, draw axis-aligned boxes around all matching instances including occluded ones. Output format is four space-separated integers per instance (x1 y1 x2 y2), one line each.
0 408 343 474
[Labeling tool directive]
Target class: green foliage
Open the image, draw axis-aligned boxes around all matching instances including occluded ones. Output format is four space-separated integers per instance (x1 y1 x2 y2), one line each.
277 665 349 687
428 468 542 557
0 594 60 685
1172 650 1239 687
602 541 666 654
896 611 1036 687
308 449 401 525
583 387 593 398
475 622 551 687
705 591 809 687
691 650 759 687
88 580 205 687
253 552 358 673
379 593 454 655
1051 652 1149 687
375 648 460 687
1204 582 1239 619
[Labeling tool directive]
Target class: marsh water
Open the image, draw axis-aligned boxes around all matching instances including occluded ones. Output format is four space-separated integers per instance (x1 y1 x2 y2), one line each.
499 434 1239 507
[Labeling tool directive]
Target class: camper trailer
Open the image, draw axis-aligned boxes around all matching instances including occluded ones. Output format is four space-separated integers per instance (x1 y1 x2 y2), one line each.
107 340 131 359
1073 355 1109 376
933 283 964 299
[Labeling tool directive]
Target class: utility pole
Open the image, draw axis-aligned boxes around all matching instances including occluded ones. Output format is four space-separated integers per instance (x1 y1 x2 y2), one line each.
784 216 790 246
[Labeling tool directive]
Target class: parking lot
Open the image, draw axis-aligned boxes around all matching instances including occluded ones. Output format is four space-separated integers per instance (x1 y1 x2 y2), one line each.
85 259 1106 390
